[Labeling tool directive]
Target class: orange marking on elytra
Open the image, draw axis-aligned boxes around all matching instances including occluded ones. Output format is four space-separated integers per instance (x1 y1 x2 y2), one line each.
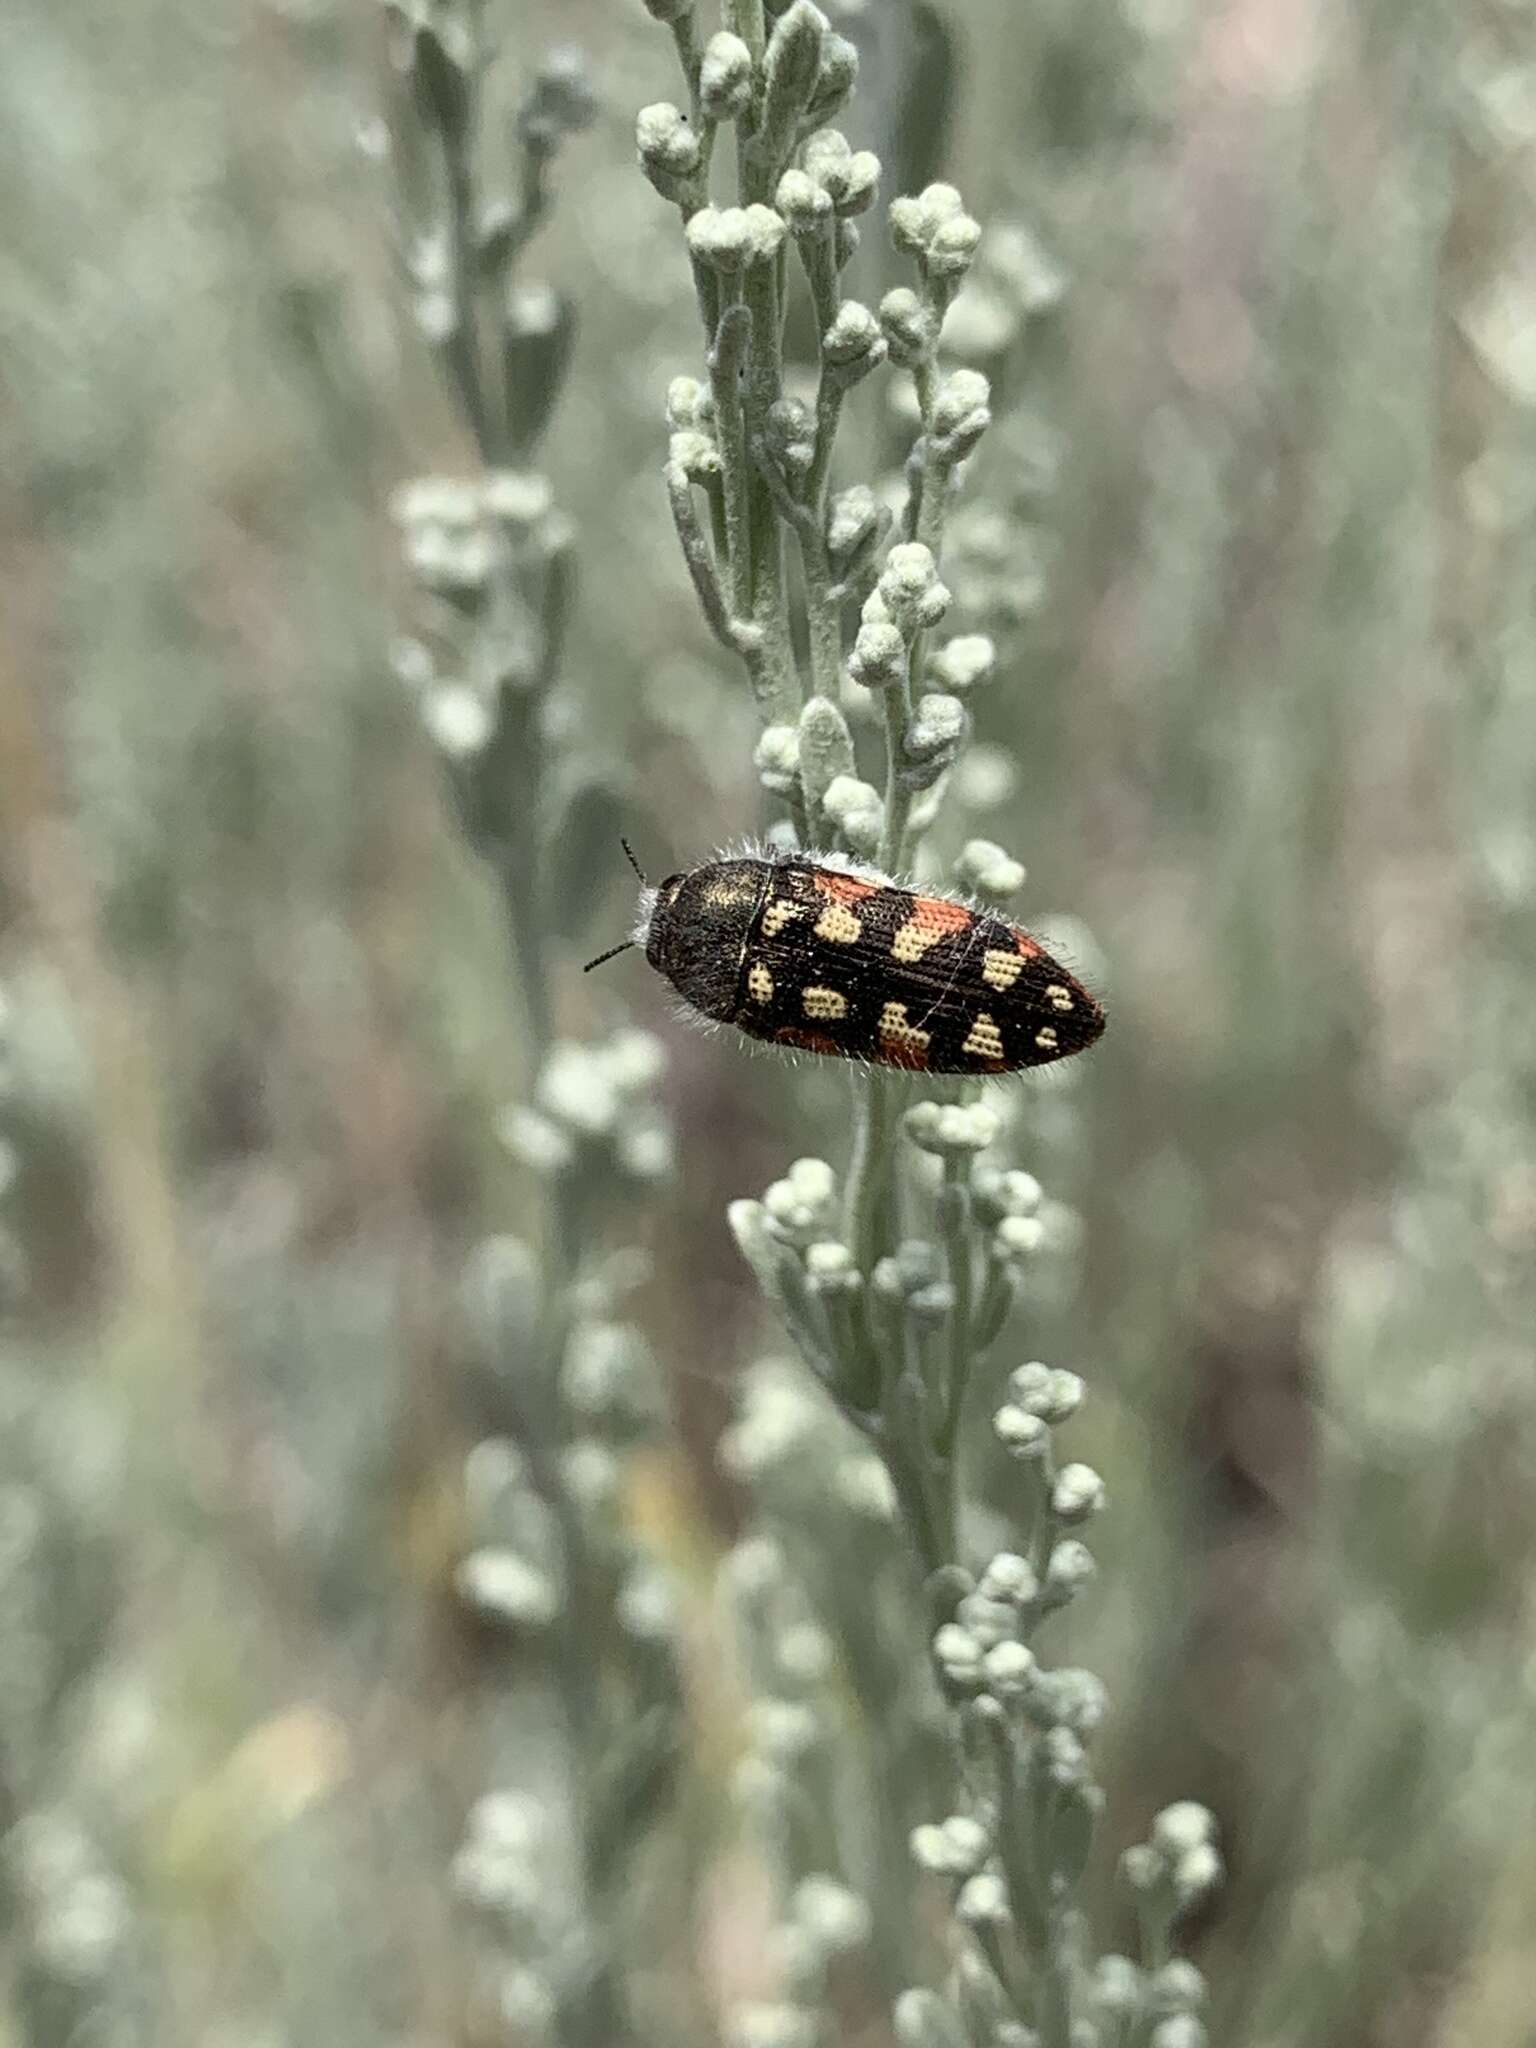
1014 930 1043 960
910 895 973 937
813 870 879 904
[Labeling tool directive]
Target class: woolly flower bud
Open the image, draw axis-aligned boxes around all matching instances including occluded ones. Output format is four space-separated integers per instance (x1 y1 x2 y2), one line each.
931 368 992 462
457 1547 560 1627
670 428 720 483
1150 1962 1208 2018
804 29 857 127
910 1814 989 1875
929 635 997 695
904 1099 998 1156
1037 1667 1109 1735
1044 1539 1097 1604
879 541 951 632
1121 1844 1162 1893
955 837 1024 904
981 1640 1036 1697
666 375 713 430
821 774 884 854
955 1873 1012 1927
792 1874 871 1953
900 692 967 791
822 300 887 383
687 203 786 272
973 1165 1042 1222
1153 1802 1217 1857
928 209 983 280
933 1621 985 1688
826 483 880 563
776 167 833 235
1052 1462 1106 1523
700 31 754 121
805 1239 860 1295
1094 1956 1144 2020
636 102 701 194
802 127 880 215
1009 1361 1085 1423
978 1551 1037 1603
762 1154 838 1241
955 1591 1014 1647
422 683 493 757
753 1 827 167
878 285 938 367
847 620 906 691
889 182 964 256
894 1991 963 2048
993 1213 1046 1262
766 397 816 480
1150 2020 1208 2048
994 1404 1049 1459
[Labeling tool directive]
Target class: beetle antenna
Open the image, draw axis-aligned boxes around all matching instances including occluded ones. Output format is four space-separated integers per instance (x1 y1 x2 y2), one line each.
620 835 647 884
583 939 635 974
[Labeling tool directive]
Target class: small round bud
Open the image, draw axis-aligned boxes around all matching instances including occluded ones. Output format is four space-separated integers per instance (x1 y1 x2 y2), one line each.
993 1213 1046 1262
826 483 880 564
636 102 701 195
889 182 963 258
878 285 937 367
1052 1463 1106 1523
893 1991 962 2048
955 837 1024 902
804 30 858 125
1008 1362 1085 1423
805 1239 861 1295
666 375 713 430
822 300 887 383
927 210 983 280
955 1592 1015 1648
686 203 786 272
929 634 997 694
899 692 967 791
1120 1844 1161 1892
981 1640 1036 1697
1093 1955 1144 2020
775 166 833 234
1149 2020 1208 2048
820 774 884 854
972 1166 1042 1223
955 1873 1012 1927
1149 1961 1207 2018
933 1622 985 1687
930 368 992 461
792 1874 871 1953
977 1551 1037 1603
994 1405 1049 1458
754 722 801 796
766 396 816 480
904 1099 999 1155
1173 1843 1223 1907
1152 1802 1217 1857
700 31 754 120
1044 1539 1097 1604
669 428 721 482
910 1813 989 1875
879 541 951 632
847 619 907 690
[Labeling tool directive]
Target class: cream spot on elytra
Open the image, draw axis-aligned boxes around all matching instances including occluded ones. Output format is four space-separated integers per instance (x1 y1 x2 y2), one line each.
814 903 862 945
762 900 804 938
802 985 848 1022
748 962 774 1003
982 948 1023 991
963 1013 1006 1062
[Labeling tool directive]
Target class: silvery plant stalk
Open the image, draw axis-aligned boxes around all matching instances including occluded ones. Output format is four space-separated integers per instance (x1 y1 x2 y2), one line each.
384 8 683 2042
636 5 1220 2043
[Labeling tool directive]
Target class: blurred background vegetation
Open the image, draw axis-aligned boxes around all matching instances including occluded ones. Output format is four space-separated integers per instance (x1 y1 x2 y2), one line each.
2 0 1535 2042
